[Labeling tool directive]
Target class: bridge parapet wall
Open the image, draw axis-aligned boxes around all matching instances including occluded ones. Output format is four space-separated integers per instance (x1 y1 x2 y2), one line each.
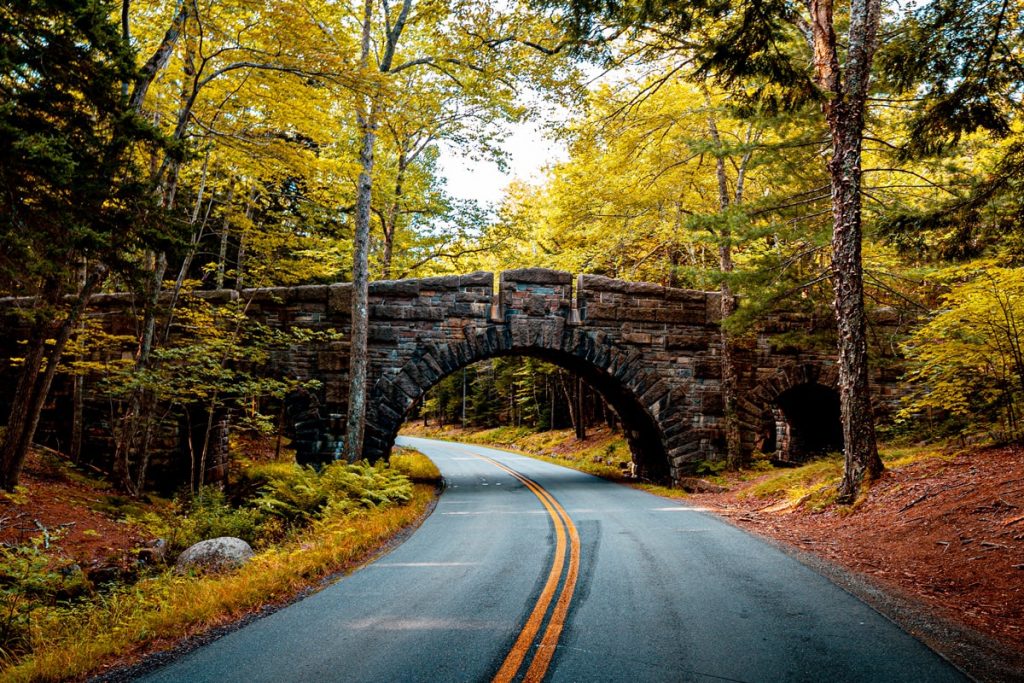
577 274 720 327
499 268 572 319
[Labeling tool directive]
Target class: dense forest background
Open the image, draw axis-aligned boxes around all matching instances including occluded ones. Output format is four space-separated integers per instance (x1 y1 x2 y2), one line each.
3 0 1024 495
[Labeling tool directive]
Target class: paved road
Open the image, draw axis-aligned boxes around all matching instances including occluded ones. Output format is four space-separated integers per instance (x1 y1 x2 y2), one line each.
141 437 966 682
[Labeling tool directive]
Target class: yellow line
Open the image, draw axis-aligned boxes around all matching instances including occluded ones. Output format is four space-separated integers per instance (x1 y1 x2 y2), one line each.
523 483 580 683
473 454 580 683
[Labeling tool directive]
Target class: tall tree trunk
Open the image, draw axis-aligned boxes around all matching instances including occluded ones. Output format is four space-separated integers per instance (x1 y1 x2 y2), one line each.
830 123 882 500
0 268 107 489
235 189 257 290
343 0 378 463
381 150 408 280
70 260 88 462
575 375 586 441
705 95 744 469
810 0 884 502
113 250 167 493
216 181 235 289
342 0 412 461
128 0 188 112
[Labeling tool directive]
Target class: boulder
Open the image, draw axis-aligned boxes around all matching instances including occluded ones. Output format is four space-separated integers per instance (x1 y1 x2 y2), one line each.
175 537 254 574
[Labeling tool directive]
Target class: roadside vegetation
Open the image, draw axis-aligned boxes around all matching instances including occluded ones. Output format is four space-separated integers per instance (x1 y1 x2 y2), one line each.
0 445 439 680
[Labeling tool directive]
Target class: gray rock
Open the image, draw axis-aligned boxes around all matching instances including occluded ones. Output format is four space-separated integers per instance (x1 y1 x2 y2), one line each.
175 537 254 574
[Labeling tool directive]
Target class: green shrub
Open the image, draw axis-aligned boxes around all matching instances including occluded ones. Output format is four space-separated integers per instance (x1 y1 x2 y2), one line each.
254 461 413 524
695 459 727 476
0 534 87 660
389 449 442 482
252 465 328 524
169 487 265 552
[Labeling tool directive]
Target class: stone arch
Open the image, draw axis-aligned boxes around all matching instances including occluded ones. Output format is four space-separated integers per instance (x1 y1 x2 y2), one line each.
363 324 691 483
740 363 842 462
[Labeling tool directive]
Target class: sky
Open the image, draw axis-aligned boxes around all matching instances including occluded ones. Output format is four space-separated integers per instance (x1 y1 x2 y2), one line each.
436 119 567 206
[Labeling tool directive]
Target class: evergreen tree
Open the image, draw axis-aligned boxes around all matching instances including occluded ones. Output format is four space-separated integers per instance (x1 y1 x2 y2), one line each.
0 0 167 489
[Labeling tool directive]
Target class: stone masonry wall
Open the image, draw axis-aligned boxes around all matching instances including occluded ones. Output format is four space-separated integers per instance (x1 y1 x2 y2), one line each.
0 268 904 486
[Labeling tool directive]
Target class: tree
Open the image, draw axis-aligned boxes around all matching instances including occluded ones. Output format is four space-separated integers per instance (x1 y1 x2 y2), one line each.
0 0 167 489
900 265 1024 443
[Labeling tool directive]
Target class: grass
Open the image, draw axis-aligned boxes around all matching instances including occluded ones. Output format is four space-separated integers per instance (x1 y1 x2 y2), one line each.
741 442 953 512
1 452 441 683
389 446 443 482
631 482 688 499
519 451 627 480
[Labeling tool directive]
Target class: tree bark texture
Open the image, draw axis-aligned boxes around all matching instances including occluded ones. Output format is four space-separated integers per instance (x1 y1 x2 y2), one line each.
343 0 412 462
810 0 884 502
705 96 744 469
343 0 378 463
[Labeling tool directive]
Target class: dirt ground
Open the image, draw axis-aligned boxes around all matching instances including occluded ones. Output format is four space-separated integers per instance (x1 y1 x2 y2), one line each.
689 445 1024 652
0 450 147 571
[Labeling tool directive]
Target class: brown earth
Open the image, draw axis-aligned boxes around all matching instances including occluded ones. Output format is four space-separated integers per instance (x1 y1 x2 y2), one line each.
0 449 149 572
688 445 1024 652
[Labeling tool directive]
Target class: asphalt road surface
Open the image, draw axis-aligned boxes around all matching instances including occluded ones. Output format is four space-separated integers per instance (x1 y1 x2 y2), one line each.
140 437 967 682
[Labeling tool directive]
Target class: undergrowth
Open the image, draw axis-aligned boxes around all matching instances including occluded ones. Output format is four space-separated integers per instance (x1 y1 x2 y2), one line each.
742 443 951 511
0 450 441 681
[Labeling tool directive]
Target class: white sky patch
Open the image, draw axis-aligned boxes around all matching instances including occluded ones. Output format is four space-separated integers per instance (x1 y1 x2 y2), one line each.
437 118 568 205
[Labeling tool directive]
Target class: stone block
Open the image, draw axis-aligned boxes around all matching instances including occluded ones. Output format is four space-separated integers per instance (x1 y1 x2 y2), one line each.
289 284 330 303
393 371 422 400
621 332 652 345
500 268 572 285
584 303 619 321
194 289 239 304
328 284 352 312
459 271 494 288
369 326 397 343
693 359 722 380
700 390 724 415
369 279 422 297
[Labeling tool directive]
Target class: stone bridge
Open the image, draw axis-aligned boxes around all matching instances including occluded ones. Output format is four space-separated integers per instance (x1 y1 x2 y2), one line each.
1 268 903 486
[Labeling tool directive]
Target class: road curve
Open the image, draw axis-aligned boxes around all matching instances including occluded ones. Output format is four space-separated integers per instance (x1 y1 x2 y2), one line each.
139 437 966 683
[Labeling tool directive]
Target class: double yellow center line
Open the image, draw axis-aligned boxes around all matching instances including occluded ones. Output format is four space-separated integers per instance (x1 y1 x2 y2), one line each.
471 453 580 683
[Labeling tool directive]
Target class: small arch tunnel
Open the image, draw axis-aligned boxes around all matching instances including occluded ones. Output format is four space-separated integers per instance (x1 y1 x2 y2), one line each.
757 382 843 462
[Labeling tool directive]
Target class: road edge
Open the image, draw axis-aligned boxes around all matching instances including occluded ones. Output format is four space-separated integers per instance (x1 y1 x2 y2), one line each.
89 482 444 683
711 513 1024 683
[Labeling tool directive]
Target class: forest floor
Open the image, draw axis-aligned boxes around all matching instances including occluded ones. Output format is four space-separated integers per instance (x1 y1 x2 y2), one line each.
0 448 150 578
0 446 440 681
404 423 1024 667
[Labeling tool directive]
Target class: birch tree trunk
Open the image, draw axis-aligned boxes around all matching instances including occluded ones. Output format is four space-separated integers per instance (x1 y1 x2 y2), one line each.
343 0 413 462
